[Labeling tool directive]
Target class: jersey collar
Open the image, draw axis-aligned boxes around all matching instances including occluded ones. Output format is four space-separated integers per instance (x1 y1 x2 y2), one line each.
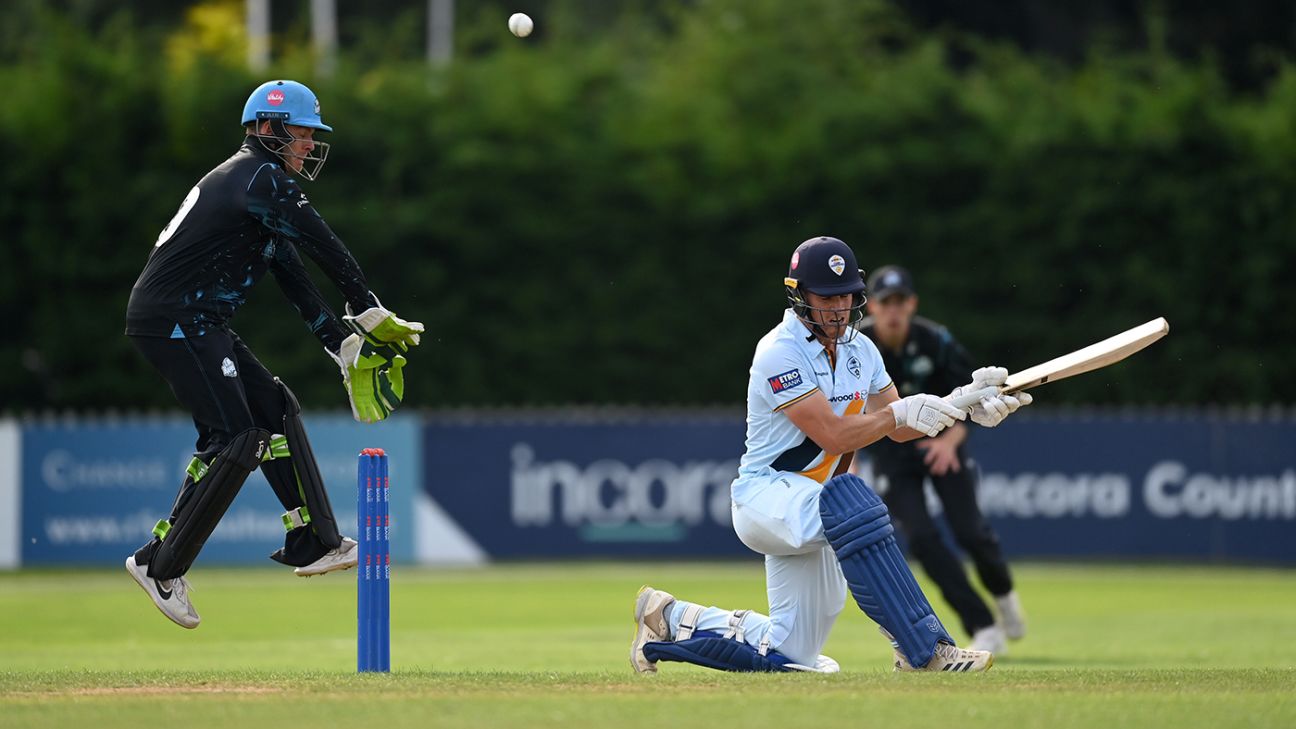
781 308 832 362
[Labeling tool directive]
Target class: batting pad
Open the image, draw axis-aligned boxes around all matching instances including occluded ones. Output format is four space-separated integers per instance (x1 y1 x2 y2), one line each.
819 473 953 668
643 632 809 673
150 427 271 579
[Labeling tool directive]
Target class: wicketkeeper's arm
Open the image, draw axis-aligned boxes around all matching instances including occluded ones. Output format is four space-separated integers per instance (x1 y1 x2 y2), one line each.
267 238 349 353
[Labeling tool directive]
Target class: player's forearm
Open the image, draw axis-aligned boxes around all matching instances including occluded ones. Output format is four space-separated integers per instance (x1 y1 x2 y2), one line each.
827 410 901 453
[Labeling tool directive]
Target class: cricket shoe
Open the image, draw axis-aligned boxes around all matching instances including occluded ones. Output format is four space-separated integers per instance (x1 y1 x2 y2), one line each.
968 625 1007 654
294 536 359 577
996 591 1027 640
125 555 200 629
894 642 994 673
630 585 676 674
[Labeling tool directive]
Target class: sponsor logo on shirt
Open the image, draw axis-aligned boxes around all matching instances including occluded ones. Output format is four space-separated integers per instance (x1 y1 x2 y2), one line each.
828 391 866 403
768 369 802 393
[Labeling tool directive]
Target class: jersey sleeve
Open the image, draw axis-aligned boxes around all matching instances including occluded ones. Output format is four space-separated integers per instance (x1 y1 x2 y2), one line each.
267 239 350 352
246 164 378 315
751 343 819 412
860 336 895 395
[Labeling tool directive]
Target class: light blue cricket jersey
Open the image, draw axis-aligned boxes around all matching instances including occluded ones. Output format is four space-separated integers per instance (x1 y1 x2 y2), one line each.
737 309 894 483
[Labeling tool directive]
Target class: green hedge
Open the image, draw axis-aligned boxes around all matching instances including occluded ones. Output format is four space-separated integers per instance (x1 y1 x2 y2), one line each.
2 0 1293 410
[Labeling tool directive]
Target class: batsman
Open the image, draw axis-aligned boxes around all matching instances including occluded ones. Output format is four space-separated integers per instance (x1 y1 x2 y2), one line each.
631 237 1031 673
123 80 422 628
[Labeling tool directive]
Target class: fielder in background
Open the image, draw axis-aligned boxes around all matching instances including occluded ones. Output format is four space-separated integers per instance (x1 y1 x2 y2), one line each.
123 80 423 628
854 265 1027 653
631 237 1029 674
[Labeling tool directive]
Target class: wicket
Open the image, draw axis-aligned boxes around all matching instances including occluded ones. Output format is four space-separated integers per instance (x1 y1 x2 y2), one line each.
357 448 390 672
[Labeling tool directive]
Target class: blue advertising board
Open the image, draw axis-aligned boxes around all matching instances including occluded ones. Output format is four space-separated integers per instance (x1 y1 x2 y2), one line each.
423 416 750 558
424 412 1296 564
20 414 419 566
964 413 1296 563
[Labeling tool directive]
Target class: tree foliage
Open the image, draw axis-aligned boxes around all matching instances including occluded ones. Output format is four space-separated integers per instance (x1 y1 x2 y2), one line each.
2 0 1293 411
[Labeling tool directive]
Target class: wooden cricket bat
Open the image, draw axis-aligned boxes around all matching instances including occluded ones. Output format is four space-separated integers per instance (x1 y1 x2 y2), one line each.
949 317 1170 409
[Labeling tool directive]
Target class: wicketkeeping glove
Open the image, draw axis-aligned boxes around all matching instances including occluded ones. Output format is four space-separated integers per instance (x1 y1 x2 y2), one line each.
343 296 424 352
328 333 407 424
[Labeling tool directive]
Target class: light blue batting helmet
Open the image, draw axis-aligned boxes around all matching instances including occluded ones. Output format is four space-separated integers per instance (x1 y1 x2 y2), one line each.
241 80 333 132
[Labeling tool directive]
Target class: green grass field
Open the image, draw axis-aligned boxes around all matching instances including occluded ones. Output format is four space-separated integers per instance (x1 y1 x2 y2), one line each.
2 562 1294 728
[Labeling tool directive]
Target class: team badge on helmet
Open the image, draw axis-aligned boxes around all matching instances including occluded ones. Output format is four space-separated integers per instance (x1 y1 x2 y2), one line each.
828 254 846 276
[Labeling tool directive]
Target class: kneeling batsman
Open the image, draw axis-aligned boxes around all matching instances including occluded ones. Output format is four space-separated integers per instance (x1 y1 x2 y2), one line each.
627 235 1031 674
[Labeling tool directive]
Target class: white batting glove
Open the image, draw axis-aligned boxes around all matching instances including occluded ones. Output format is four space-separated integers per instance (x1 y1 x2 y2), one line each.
948 366 1031 427
888 393 967 437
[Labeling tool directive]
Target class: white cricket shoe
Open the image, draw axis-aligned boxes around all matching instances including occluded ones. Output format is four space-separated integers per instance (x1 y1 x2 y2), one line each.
996 591 1027 640
125 555 200 629
968 625 1007 654
630 585 676 674
294 536 359 577
894 642 994 673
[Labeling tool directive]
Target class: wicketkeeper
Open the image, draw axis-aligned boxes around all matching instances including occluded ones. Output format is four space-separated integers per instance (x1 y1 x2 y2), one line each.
123 80 421 628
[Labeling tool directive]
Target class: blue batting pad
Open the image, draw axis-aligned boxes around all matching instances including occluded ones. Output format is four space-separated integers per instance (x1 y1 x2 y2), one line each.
642 631 797 672
819 473 952 668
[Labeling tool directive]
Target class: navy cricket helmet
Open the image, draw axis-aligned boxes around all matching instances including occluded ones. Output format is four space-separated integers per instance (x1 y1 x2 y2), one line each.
783 236 868 341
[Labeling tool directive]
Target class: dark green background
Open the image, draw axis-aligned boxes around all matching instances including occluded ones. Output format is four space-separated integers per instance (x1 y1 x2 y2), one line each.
3 0 1293 410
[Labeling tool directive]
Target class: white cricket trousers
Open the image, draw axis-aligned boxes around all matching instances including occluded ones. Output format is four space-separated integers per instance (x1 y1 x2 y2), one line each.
667 472 847 665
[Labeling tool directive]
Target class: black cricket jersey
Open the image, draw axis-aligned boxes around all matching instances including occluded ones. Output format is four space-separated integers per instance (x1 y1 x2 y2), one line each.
126 137 375 352
857 315 974 471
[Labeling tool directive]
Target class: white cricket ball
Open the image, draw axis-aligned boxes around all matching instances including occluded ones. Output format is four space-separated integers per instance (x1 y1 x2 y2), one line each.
508 12 533 38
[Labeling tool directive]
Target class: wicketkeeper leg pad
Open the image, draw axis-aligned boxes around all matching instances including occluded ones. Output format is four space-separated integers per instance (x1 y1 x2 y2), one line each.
149 427 271 579
819 473 953 668
276 378 341 549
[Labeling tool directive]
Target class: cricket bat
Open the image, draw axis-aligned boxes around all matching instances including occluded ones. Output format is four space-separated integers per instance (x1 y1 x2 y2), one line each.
948 317 1170 409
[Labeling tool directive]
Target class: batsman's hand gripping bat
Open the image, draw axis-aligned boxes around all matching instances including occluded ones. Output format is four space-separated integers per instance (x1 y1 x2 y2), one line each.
948 317 1170 410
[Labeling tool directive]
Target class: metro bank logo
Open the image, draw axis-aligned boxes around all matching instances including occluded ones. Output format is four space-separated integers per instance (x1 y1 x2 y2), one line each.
768 369 802 393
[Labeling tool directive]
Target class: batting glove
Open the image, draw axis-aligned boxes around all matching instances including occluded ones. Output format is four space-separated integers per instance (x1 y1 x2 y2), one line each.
948 366 1033 427
888 393 967 437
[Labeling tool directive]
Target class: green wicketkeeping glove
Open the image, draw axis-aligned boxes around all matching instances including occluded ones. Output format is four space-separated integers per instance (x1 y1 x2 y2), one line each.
343 296 424 352
329 334 408 424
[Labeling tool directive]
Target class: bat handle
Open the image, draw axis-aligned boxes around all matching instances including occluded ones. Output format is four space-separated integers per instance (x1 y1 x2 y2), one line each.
946 386 1001 410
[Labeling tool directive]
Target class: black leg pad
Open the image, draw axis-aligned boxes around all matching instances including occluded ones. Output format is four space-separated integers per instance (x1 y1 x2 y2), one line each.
150 427 271 579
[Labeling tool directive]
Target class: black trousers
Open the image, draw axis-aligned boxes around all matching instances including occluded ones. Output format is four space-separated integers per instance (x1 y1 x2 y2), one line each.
129 330 328 573
877 456 1013 636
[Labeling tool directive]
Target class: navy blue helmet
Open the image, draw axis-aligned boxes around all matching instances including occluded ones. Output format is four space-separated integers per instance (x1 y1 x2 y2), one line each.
783 236 867 341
